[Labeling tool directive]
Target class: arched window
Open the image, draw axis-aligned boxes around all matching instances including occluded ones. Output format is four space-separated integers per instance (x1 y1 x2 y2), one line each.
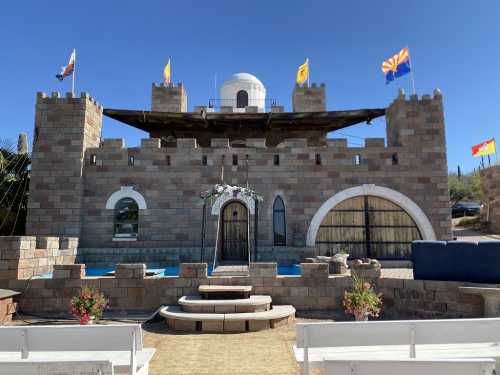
236 90 249 108
273 196 286 246
114 197 139 238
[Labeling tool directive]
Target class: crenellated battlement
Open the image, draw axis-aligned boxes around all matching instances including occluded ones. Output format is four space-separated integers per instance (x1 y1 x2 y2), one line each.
89 136 393 152
36 91 103 110
389 88 443 105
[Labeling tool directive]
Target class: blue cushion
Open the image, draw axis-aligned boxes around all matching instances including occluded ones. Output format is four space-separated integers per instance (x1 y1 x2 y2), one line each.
412 241 448 281
412 240 500 283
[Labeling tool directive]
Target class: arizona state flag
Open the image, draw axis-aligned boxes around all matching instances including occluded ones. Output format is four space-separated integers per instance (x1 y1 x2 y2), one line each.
163 59 171 85
381 47 411 84
472 139 496 157
56 49 75 81
296 58 309 85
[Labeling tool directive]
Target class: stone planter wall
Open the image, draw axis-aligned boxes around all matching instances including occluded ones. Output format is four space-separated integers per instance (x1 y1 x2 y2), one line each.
0 263 489 319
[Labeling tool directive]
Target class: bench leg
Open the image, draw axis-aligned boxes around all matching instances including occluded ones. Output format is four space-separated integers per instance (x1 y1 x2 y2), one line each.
136 363 149 375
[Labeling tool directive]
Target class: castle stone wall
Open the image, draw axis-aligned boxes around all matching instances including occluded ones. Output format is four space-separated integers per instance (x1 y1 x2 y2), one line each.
25 90 451 253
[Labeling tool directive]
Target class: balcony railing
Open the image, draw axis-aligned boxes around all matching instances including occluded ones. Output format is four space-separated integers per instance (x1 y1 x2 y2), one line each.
208 98 280 111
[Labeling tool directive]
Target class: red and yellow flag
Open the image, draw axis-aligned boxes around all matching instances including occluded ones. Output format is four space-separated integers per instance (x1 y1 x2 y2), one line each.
471 139 496 157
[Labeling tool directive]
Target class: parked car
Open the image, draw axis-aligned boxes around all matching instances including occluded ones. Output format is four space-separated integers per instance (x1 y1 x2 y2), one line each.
452 202 481 218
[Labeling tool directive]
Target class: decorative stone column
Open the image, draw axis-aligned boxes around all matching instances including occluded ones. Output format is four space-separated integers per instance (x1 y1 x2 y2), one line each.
459 287 500 317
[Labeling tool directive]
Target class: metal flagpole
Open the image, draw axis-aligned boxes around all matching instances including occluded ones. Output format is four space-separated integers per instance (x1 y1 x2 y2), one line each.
407 47 416 95
72 49 76 96
307 58 310 87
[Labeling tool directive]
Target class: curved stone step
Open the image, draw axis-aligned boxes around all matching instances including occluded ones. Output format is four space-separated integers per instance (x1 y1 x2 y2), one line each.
178 295 272 313
198 285 253 300
159 304 295 333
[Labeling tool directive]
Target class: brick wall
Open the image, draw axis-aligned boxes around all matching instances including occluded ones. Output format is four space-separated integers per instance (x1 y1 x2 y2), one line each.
480 165 500 233
0 263 486 318
0 236 78 279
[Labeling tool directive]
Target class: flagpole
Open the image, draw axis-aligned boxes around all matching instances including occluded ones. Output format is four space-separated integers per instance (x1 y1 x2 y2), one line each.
307 58 310 87
72 49 76 96
407 47 416 95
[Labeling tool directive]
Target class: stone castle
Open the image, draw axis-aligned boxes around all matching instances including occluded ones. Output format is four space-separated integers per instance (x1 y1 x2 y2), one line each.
26 73 451 266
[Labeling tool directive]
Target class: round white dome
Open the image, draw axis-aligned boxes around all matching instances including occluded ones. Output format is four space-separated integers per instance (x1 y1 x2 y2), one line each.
223 73 265 87
220 72 266 112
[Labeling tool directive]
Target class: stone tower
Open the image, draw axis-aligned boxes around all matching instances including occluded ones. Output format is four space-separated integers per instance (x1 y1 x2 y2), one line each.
26 92 103 236
151 83 187 112
292 83 326 112
385 89 452 240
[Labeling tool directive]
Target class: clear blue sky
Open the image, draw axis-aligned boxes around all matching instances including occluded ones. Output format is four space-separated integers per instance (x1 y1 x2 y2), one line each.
1 1 498 173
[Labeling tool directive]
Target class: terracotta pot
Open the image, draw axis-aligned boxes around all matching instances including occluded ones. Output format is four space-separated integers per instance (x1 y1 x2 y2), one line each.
354 311 368 321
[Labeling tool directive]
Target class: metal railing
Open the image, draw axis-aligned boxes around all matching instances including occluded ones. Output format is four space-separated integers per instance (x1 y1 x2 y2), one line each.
208 98 280 111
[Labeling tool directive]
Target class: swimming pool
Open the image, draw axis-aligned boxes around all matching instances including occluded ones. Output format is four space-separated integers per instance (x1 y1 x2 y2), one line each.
36 264 302 278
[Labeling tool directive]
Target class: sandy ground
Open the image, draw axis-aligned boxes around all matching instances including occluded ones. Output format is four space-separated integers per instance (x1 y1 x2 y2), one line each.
139 315 335 375
142 320 299 375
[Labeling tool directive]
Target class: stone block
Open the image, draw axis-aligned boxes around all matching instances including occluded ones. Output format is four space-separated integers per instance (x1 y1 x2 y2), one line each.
250 262 277 277
53 264 85 279
223 320 246 333
248 319 270 331
171 318 197 332
179 263 207 278
300 263 328 279
202 320 224 333
115 264 146 279
177 138 198 148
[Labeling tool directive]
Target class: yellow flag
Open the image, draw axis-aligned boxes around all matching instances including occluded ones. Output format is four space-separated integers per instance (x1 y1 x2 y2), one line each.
296 58 309 85
163 59 171 84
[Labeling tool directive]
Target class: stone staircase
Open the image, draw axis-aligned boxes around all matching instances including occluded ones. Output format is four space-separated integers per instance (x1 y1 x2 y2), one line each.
159 285 295 333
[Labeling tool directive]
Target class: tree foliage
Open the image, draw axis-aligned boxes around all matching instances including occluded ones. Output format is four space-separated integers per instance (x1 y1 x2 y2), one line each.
449 171 483 205
0 139 30 235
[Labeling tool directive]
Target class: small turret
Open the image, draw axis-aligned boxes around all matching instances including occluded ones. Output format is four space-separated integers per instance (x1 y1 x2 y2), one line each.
292 83 326 112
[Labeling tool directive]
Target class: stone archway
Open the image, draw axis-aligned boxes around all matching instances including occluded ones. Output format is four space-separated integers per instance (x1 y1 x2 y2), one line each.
306 184 436 247
105 186 147 210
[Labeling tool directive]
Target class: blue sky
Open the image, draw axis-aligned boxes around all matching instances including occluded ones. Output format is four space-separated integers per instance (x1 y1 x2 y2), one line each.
1 1 498 173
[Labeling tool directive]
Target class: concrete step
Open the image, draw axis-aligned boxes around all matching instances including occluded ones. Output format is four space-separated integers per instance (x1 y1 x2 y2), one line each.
212 265 249 277
159 304 295 333
178 295 272 313
198 284 253 299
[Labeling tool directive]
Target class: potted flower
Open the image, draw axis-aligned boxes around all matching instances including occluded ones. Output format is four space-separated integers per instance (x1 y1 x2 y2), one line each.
70 287 108 325
343 276 382 321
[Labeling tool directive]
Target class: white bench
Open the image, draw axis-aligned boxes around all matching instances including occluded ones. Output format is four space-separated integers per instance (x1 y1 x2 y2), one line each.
0 324 155 375
0 360 114 375
295 318 500 375
323 358 495 375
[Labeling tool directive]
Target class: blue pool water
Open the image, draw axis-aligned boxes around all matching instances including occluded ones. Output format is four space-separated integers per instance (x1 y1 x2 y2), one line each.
37 264 302 278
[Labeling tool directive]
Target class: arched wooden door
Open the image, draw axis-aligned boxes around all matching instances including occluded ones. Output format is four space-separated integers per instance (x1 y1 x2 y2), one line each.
221 201 248 261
